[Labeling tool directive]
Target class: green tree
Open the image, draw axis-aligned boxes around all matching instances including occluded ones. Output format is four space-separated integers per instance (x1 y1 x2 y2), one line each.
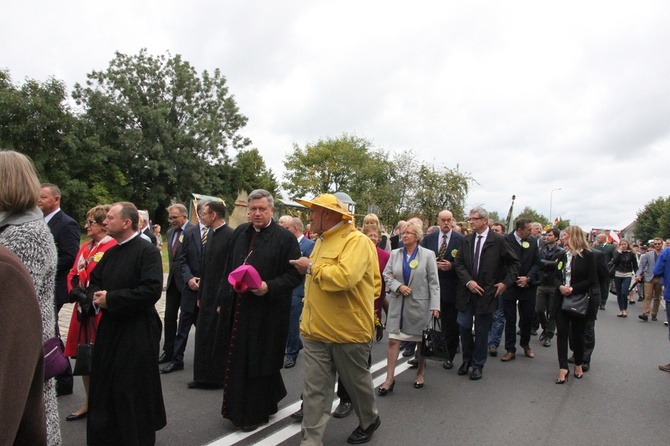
412 163 474 223
515 206 549 227
230 148 279 197
635 196 670 241
72 49 251 223
487 211 502 222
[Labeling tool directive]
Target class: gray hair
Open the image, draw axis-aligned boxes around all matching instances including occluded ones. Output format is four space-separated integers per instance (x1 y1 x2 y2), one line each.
469 207 488 220
168 203 188 216
248 189 274 207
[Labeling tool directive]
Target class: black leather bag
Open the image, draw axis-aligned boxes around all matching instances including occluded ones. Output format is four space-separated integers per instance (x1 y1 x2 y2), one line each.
420 317 449 360
561 293 589 317
73 319 95 376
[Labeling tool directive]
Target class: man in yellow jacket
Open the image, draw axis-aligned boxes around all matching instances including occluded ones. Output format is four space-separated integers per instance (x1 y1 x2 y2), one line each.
291 194 381 445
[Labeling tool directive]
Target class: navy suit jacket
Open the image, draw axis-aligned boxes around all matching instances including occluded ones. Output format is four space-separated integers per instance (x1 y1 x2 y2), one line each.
178 224 205 296
167 222 195 292
293 236 315 298
421 230 463 303
47 210 80 307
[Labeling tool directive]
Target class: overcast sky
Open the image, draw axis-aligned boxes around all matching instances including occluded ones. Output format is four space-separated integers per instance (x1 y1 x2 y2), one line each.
3 0 669 230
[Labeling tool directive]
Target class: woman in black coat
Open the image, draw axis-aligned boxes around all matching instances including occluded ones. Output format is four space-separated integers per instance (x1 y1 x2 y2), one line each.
554 226 598 384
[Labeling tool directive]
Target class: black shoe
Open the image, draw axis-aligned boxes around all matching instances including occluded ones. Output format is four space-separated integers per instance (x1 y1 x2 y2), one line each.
284 358 296 368
488 346 498 357
333 401 353 418
457 362 471 376
542 338 551 348
158 353 172 364
56 386 73 397
347 416 381 444
66 411 88 421
407 357 418 368
470 368 482 380
442 359 453 370
187 381 222 389
376 380 395 396
291 408 303 421
599 305 606 310
413 381 424 389
530 329 538 336
582 363 590 372
241 424 259 432
639 314 649 321
568 355 575 364
160 362 184 374
402 346 416 357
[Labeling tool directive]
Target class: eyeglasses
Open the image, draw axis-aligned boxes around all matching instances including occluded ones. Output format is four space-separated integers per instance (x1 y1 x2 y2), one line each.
402 231 417 236
468 217 485 222
85 220 98 226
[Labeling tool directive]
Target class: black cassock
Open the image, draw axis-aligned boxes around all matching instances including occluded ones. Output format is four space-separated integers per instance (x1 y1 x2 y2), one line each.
86 235 166 446
218 221 301 427
192 223 234 385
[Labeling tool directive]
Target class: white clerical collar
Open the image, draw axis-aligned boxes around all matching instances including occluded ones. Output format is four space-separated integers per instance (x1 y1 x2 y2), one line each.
297 235 304 243
212 222 226 232
43 208 60 224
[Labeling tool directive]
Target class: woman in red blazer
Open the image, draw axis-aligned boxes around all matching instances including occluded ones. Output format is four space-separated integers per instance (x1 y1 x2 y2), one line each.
64 205 117 421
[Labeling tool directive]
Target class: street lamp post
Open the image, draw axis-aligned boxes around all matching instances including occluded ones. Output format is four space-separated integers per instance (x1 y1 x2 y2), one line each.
549 188 562 226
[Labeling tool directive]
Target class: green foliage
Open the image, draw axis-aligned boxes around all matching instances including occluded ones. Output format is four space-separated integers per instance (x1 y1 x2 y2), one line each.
635 196 670 241
282 135 475 228
231 148 279 197
72 49 251 223
515 206 549 227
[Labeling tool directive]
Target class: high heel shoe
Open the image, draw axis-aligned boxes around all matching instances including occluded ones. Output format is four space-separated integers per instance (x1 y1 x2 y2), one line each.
574 367 583 379
555 369 569 384
414 378 424 389
377 380 395 396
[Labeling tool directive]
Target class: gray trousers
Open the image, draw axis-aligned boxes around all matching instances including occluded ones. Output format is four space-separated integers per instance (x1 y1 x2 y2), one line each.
301 339 378 446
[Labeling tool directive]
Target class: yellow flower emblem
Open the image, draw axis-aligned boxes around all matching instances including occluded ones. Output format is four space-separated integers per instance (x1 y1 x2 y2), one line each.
557 261 563 270
522 241 530 249
409 259 419 269
93 252 104 263
451 249 458 258
179 234 184 243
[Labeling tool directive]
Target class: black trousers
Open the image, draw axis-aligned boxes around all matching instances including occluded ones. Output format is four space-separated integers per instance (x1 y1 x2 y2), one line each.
556 308 587 369
440 301 460 360
503 296 535 352
163 280 181 357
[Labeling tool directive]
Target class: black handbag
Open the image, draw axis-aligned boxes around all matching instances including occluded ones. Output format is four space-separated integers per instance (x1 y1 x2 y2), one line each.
73 319 95 376
561 293 589 317
420 317 449 360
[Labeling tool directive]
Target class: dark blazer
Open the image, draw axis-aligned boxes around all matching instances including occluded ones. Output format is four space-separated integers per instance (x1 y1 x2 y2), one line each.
501 232 540 301
554 249 599 321
421 230 463 303
166 222 195 292
454 230 519 314
179 224 205 285
47 210 81 307
142 227 157 247
293 236 315 298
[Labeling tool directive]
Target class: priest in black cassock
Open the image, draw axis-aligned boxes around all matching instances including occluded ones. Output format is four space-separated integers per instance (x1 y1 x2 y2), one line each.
189 200 234 389
218 189 302 432
87 202 166 446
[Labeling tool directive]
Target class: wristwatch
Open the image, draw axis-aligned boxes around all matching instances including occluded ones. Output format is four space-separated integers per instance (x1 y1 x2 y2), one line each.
306 262 313 275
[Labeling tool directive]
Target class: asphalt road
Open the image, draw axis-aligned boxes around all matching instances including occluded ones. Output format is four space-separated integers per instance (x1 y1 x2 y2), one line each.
58 293 669 446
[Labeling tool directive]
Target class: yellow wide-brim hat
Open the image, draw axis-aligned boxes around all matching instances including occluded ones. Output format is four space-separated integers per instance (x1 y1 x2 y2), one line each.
295 194 353 220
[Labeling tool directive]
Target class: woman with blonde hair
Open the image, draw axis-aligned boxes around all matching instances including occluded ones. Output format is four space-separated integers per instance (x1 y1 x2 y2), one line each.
0 150 61 445
379 222 440 393
553 226 598 384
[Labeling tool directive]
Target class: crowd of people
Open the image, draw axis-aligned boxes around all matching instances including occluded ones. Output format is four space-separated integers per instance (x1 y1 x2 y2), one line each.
3 148 670 445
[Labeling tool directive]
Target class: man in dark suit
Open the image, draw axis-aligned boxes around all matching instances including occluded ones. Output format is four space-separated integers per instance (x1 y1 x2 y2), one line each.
454 207 519 380
162 202 207 373
139 210 158 247
421 209 463 370
38 183 80 396
500 218 540 362
284 217 315 369
593 233 616 310
160 203 194 364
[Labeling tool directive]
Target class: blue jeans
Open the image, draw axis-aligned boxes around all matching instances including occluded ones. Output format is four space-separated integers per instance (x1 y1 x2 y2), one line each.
666 304 670 342
488 296 504 348
285 293 303 360
614 276 632 311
